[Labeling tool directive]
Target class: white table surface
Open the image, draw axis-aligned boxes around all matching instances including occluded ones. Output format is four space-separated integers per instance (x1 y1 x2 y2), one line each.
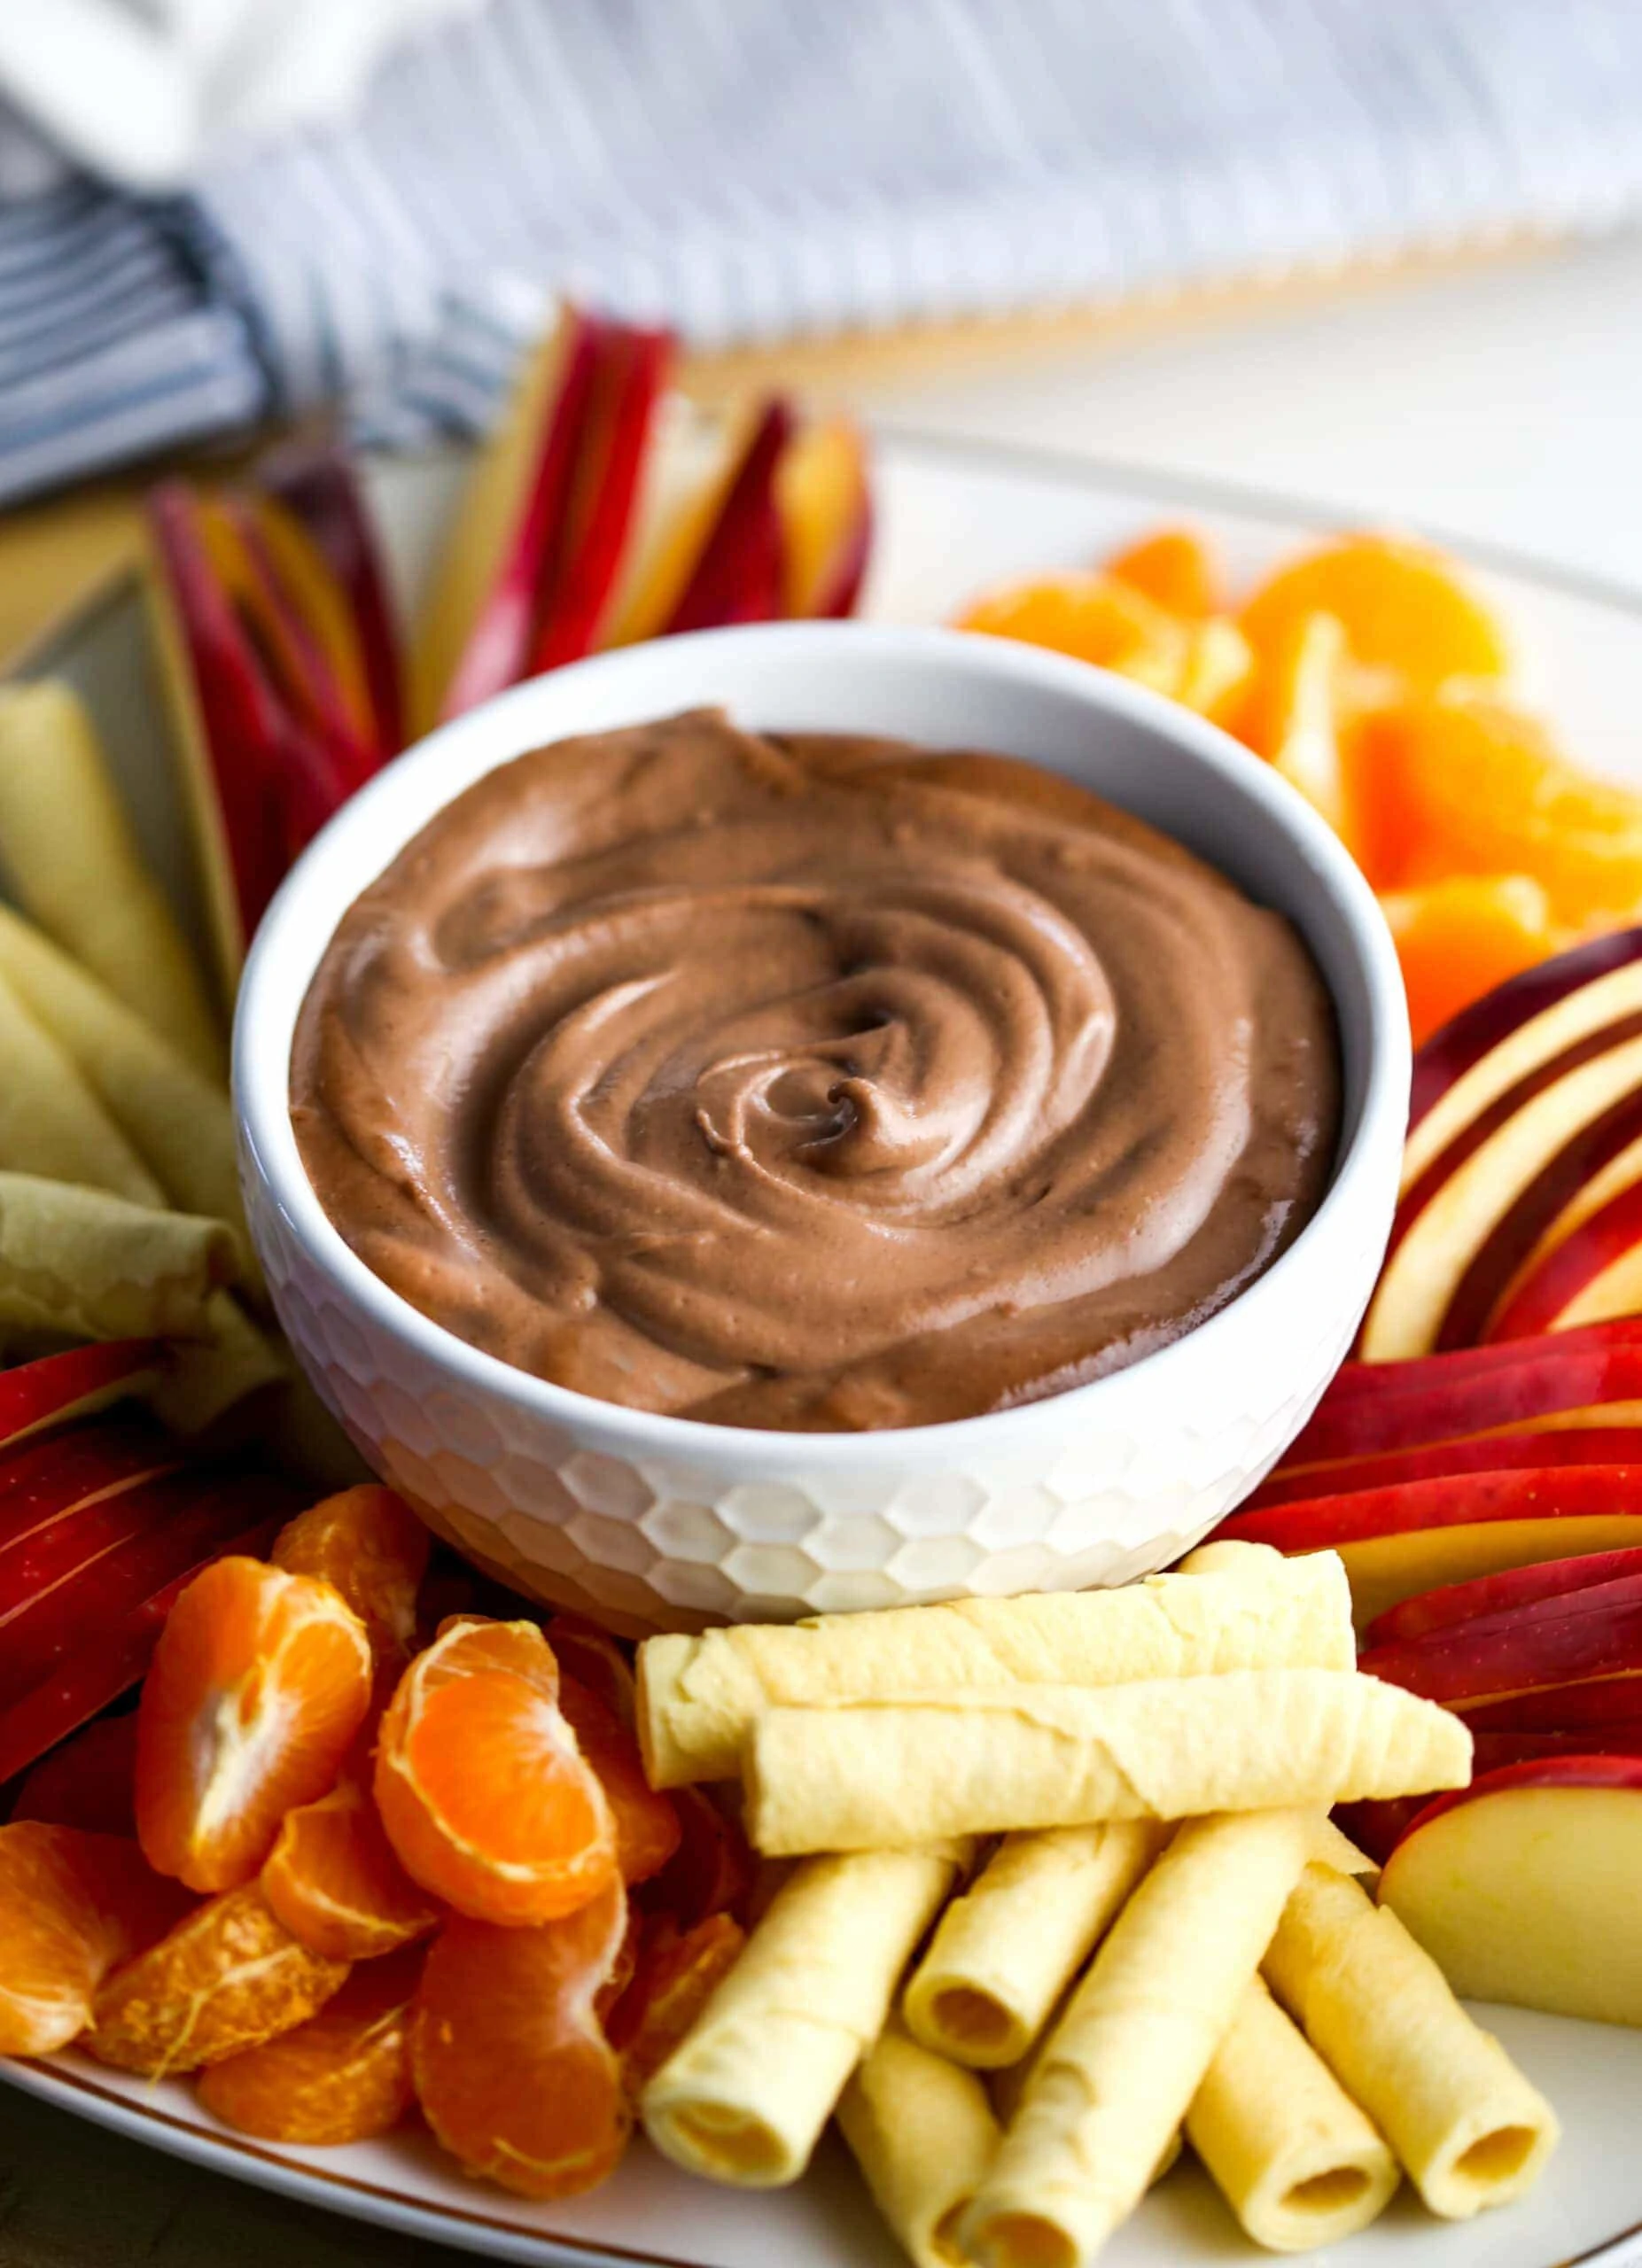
853 232 1642 599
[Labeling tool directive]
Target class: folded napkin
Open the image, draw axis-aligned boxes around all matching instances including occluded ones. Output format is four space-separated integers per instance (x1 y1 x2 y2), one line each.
4 0 1642 503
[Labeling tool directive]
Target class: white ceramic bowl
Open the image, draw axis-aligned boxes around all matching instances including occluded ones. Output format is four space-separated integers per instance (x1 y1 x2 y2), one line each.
236 623 1409 1633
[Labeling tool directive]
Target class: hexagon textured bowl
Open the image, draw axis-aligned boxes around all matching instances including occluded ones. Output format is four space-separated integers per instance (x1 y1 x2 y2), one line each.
237 625 1409 1633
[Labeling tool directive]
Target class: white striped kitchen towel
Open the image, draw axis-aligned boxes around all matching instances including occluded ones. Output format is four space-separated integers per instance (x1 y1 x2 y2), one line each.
4 0 1642 502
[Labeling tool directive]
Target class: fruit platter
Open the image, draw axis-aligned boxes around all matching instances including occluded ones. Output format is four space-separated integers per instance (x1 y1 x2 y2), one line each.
7 312 1642 2268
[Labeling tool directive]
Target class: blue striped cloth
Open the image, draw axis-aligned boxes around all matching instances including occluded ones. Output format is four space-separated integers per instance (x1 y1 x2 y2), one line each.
4 0 1642 503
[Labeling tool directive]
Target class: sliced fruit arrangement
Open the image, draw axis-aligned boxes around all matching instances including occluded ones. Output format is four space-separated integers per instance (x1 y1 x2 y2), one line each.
959 527 1642 1043
147 305 873 986
0 1474 751 2200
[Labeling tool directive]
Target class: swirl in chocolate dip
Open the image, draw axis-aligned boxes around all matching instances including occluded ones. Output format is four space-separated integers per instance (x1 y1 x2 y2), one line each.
292 710 1340 1430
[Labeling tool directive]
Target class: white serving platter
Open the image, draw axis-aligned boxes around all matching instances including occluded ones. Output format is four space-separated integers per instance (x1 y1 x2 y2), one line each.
6 424 1642 2268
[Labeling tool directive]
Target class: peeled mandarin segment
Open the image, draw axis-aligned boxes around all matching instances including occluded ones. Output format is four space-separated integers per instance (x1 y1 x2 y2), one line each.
0 1821 191 2056
410 1880 631 2199
373 1615 617 1925
135 1556 373 1892
955 573 1187 695
648 1784 756 1928
544 1612 639 1727
197 1940 423 2145
609 1911 747 2096
1239 535 1513 697
271 1485 429 1665
89 1882 347 2076
261 1779 440 1960
1105 527 1218 617
556 1671 681 1887
1175 617 1254 724
1377 692 1642 925
1380 876 1560 1048
1236 610 1352 830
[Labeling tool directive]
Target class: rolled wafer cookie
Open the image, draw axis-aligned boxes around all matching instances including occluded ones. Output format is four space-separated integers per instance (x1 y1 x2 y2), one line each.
637 1543 1353 1787
0 906 254 1289
743 1671 1471 1855
1187 1974 1399 2251
642 1839 970 2187
0 682 224 1078
0 1174 237 1343
837 2020 1000 2268
962 1808 1313 2268
0 969 160 1205
902 1822 1166 2069
1264 1863 1558 2219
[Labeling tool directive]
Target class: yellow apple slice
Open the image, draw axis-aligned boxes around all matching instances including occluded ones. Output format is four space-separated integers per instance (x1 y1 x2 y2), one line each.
1380 1761 1642 2024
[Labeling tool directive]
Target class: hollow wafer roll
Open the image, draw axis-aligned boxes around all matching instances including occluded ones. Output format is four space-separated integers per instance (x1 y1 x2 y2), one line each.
0 1173 237 1343
642 1840 970 2187
0 969 160 1204
962 1809 1313 2268
903 1823 1167 2069
743 1672 1470 1855
0 682 225 1078
149 1291 288 1434
1186 1975 1399 2251
837 2020 1000 2268
1263 1863 1558 2220
638 1545 1353 1787
0 906 253 1287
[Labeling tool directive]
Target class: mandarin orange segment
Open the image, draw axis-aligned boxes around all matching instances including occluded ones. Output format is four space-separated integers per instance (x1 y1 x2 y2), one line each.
956 572 1187 695
544 1613 638 1728
410 1880 630 2198
261 1779 440 1960
648 1784 756 1929
608 1911 746 2097
1235 610 1357 843
1173 616 1254 724
271 1486 429 1666
1105 526 1218 618
1380 875 1560 1047
373 1616 616 1925
135 1556 373 1893
555 1671 681 1887
198 1940 423 2145
0 1821 191 2056
88 1882 346 2076
1239 533 1513 695
11 1714 138 1837
1373 690 1642 925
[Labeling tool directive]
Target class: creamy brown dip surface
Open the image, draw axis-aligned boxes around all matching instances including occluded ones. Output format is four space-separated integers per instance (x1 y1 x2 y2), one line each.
292 710 1340 1430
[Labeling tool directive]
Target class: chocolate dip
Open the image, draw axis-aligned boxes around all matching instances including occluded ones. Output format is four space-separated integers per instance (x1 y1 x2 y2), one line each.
292 711 1340 1430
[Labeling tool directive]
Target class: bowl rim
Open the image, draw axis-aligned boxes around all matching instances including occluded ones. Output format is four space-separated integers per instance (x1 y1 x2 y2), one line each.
235 619 1410 1464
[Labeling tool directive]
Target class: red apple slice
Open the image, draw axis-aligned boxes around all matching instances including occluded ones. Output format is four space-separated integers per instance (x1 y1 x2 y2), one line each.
439 314 605 718
1488 1171 1642 1340
1365 1546 1642 1647
1406 927 1642 1180
527 323 673 672
1364 1029 1642 1358
1358 1579 1642 1707
207 494 377 796
1379 1757 1642 2023
1461 1675 1642 1735
1285 1321 1642 1465
147 482 289 941
0 1342 160 1456
776 417 872 618
256 445 404 757
0 1416 182 1557
1250 1423 1642 1511
1470 1726 1642 1767
664 398 794 633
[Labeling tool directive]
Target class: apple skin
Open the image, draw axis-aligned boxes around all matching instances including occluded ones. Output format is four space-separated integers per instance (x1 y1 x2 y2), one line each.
1489 1172 1642 1340
1357 1575 1642 1706
1225 1464 1642 1554
665 398 794 633
1409 925 1642 1137
1284 1318 1642 1464
1364 1545 1642 1648
0 1340 160 1456
1249 1423 1642 1512
1462 1674 1642 1735
1379 1757 1642 2023
258 444 405 757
